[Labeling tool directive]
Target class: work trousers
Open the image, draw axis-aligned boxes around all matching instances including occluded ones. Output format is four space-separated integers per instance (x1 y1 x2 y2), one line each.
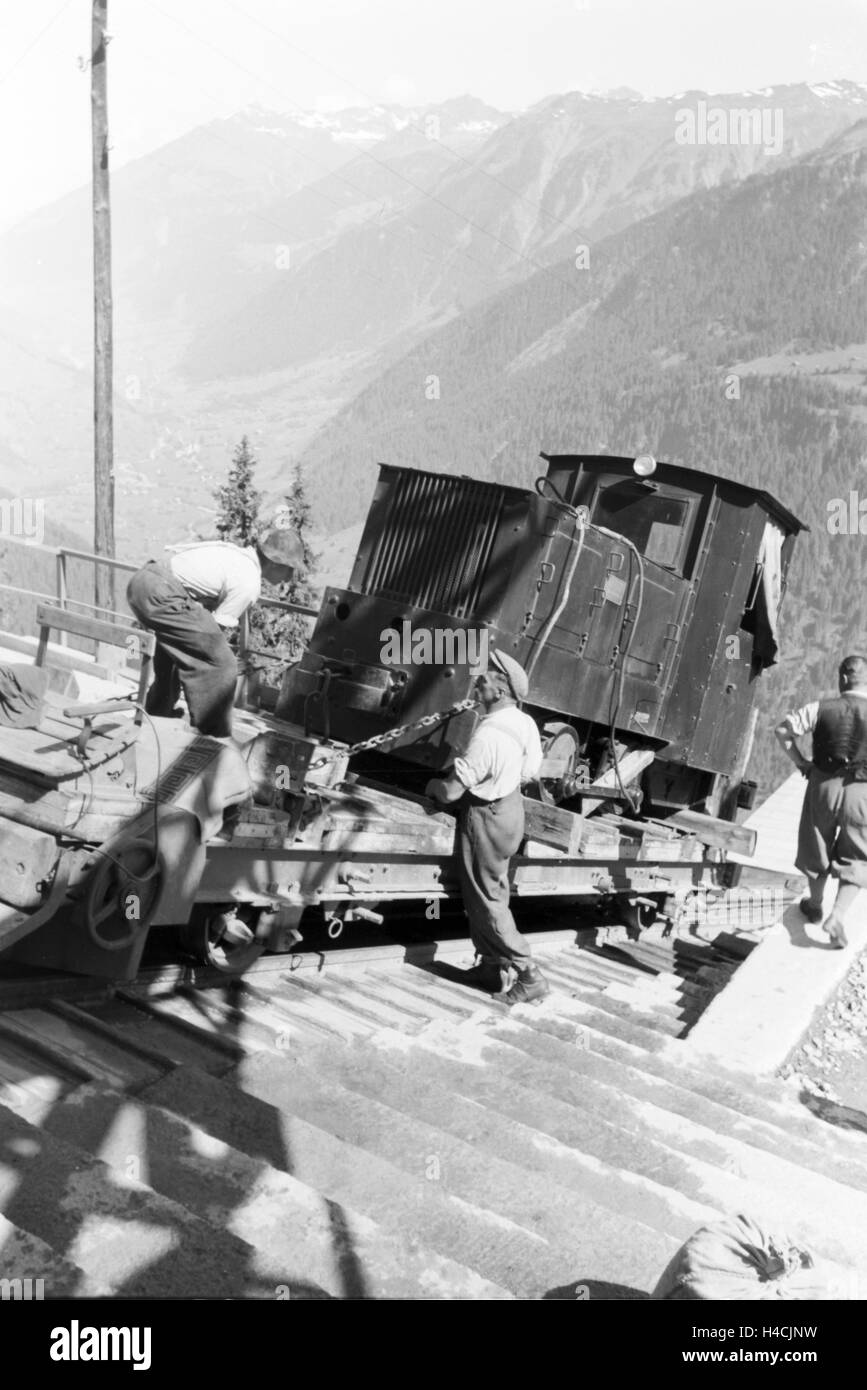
457 787 533 969
796 768 844 879
126 561 238 738
832 781 867 888
796 768 867 888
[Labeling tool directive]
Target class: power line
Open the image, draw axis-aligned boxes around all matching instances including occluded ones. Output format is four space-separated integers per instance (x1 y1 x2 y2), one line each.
0 0 76 86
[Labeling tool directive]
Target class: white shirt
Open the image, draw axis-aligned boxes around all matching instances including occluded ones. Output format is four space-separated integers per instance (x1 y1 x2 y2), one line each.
453 706 544 801
168 542 261 628
782 688 867 738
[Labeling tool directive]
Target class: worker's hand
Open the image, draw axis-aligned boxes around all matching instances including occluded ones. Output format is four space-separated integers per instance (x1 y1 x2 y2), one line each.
425 778 446 803
798 759 812 778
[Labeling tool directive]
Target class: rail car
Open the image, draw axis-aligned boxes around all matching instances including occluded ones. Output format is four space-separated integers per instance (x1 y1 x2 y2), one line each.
0 452 805 983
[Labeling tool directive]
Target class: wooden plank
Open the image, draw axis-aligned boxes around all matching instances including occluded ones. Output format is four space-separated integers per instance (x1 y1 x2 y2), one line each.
0 726 88 782
0 716 136 784
522 797 584 853
668 809 757 856
0 820 59 910
0 630 138 684
35 604 154 654
581 747 655 814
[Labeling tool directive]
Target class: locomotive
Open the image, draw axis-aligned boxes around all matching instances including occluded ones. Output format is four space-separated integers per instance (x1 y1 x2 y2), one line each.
279 453 806 819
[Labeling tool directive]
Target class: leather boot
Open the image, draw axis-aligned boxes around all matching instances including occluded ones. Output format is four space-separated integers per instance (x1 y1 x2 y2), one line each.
462 959 505 992
495 965 550 1006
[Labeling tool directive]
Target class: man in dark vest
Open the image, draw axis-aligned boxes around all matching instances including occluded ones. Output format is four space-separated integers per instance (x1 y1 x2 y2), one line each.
775 653 867 947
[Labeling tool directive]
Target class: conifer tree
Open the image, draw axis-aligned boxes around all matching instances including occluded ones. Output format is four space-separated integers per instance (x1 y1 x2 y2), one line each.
250 462 318 680
213 436 261 544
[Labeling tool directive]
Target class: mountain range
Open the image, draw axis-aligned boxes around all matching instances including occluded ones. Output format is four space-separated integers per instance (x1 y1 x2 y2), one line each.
3 81 867 796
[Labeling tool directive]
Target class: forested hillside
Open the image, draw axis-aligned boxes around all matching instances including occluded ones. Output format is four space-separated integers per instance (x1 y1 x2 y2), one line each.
299 127 867 797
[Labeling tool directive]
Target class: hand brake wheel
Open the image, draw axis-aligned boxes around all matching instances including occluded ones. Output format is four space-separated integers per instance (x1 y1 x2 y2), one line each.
81 835 164 952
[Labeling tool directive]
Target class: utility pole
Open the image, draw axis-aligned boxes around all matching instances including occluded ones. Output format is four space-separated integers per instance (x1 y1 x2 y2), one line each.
91 0 115 615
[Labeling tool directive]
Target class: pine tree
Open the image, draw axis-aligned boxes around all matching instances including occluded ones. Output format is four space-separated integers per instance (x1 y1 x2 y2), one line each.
214 436 261 544
250 462 318 682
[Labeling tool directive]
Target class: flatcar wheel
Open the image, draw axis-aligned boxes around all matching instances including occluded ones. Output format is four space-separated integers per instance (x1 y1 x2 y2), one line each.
537 722 582 804
179 904 265 975
619 897 659 938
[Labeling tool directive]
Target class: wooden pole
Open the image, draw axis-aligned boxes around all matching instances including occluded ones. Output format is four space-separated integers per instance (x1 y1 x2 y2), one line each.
91 0 115 617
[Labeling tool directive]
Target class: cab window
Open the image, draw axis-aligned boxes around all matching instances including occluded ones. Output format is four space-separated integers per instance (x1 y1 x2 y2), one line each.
591 482 691 571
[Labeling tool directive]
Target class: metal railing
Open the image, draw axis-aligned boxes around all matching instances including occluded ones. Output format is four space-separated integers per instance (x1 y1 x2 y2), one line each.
0 536 321 666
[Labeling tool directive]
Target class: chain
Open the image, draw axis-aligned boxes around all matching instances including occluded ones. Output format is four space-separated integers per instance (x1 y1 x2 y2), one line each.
309 698 478 770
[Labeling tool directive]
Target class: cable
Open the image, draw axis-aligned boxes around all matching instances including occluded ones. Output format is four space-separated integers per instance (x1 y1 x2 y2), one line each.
0 0 76 87
598 534 645 815
525 479 587 683
68 700 163 887
530 475 647 814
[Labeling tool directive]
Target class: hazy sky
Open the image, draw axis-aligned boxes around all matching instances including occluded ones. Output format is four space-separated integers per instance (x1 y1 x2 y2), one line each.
2 0 867 228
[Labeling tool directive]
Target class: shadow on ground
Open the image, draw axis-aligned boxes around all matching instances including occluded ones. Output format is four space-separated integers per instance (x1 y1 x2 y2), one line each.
799 1089 867 1136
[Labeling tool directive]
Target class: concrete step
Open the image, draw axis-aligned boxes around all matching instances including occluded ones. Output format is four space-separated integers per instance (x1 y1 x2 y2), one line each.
232 1048 686 1292
266 1032 718 1241
265 970 436 1034
0 1212 98 1297
78 997 240 1074
408 1010 867 1268
485 1007 867 1194
0 1100 290 1297
143 1063 676 1298
562 948 657 987
41 1083 509 1301
517 991 867 1164
597 980 691 1020
0 1007 164 1090
404 962 678 1049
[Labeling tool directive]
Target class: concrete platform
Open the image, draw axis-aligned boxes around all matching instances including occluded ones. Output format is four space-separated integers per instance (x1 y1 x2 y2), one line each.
683 898 867 1073
685 771 867 1073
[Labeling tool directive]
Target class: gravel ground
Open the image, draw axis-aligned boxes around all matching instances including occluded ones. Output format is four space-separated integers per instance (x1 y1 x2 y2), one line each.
780 950 867 1135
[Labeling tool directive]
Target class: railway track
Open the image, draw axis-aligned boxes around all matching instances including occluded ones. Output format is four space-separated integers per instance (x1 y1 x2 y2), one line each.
3 921 867 1301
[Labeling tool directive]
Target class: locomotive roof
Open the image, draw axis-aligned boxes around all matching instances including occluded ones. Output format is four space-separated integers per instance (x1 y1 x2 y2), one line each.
541 453 809 535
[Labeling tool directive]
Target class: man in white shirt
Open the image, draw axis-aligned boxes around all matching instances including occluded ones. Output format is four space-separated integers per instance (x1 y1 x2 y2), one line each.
775 653 867 947
127 524 302 738
426 649 549 1005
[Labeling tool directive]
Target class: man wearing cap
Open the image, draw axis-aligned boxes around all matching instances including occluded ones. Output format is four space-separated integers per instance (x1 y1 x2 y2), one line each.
126 524 302 739
425 649 549 1005
775 653 867 948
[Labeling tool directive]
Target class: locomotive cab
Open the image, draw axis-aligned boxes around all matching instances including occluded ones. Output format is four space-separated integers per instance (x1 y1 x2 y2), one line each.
278 454 805 820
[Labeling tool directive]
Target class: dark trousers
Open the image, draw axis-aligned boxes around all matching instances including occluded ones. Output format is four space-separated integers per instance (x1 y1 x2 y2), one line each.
457 788 533 969
126 562 238 738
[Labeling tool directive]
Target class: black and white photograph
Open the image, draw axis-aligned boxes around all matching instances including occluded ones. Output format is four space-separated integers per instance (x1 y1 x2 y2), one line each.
1 0 867 1343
